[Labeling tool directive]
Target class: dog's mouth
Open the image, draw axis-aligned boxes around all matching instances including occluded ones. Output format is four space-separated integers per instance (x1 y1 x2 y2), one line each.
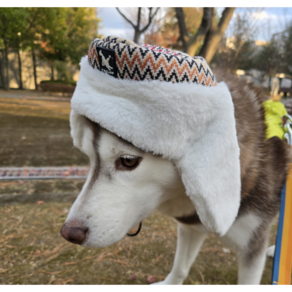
60 219 143 247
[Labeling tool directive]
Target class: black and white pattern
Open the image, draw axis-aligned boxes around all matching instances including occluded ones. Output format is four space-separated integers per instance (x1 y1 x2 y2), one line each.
88 36 217 86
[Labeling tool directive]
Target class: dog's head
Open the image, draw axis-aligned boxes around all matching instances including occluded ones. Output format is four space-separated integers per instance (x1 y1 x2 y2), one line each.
62 38 242 240
61 114 186 247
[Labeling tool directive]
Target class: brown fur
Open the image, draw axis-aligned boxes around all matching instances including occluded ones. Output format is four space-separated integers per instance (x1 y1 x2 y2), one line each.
177 73 292 233
68 74 292 281
83 74 292 251
84 117 102 189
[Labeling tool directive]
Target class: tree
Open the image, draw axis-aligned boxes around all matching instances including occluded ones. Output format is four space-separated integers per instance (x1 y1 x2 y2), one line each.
0 8 28 90
253 41 284 92
284 23 292 75
212 36 255 72
39 8 100 80
175 7 212 55
212 8 263 72
24 8 67 87
175 7 235 62
0 8 101 90
116 7 160 43
144 8 203 51
0 8 63 90
229 9 262 70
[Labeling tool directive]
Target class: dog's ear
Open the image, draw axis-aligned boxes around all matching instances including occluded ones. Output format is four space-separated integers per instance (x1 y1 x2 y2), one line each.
70 110 86 149
177 103 241 237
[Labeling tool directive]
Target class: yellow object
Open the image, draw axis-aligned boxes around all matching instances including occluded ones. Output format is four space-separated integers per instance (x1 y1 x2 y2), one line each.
263 100 288 140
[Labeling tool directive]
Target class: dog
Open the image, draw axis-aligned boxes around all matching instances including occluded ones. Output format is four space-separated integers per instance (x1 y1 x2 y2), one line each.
60 72 292 284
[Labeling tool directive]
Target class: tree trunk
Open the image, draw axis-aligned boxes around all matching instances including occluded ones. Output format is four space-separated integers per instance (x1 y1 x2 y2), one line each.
50 61 55 80
187 8 213 56
133 8 142 43
32 49 38 90
17 47 23 89
134 29 142 44
198 9 216 59
0 50 4 89
4 42 9 91
268 75 272 95
199 8 235 63
175 8 189 53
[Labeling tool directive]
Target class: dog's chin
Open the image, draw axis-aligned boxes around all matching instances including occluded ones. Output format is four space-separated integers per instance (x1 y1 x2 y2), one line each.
81 230 127 248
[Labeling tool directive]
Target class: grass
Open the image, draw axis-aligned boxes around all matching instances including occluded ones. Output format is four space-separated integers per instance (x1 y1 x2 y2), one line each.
0 97 87 167
0 95 287 284
0 202 278 284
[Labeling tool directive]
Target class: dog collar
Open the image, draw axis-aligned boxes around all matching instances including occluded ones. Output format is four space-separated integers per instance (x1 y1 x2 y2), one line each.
127 221 142 237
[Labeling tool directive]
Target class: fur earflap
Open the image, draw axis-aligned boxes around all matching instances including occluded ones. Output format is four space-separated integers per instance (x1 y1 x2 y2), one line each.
70 56 241 236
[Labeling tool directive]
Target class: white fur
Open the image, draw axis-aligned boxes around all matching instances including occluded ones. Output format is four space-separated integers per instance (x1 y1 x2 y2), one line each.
223 213 268 284
67 127 183 247
266 245 275 258
154 214 268 285
153 224 207 285
70 56 241 236
222 213 262 252
65 122 271 284
237 251 267 285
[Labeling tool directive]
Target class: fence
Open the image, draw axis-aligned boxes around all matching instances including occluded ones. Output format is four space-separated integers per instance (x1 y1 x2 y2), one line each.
0 167 89 180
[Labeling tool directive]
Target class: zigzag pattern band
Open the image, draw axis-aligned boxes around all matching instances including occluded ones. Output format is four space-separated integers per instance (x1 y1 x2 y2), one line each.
88 36 217 86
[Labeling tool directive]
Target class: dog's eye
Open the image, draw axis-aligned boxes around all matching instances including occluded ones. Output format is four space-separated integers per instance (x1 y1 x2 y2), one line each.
121 156 139 167
116 155 142 171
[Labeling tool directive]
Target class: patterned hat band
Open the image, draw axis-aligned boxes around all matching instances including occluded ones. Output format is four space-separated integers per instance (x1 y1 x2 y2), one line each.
88 36 217 86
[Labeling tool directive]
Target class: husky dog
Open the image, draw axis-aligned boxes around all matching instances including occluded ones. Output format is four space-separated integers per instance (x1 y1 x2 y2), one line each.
60 72 291 284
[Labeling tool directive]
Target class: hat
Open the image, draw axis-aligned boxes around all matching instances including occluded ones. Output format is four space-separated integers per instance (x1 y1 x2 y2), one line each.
70 36 241 236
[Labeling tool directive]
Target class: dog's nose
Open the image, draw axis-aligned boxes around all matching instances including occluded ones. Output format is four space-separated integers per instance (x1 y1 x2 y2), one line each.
60 223 88 245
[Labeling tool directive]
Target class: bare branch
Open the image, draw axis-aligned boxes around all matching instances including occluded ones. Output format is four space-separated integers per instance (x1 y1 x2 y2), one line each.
217 8 236 34
117 7 160 43
137 7 141 30
175 8 189 53
150 7 160 22
230 9 260 68
140 7 160 34
116 7 136 28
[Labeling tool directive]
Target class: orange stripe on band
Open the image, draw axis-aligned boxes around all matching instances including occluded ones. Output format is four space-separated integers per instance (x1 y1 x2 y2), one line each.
278 164 292 284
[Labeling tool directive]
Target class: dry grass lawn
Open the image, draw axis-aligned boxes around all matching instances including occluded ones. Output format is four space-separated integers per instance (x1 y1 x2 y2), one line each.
0 201 277 284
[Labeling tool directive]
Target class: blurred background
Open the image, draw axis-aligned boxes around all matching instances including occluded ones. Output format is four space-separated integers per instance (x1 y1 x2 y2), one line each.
0 7 292 285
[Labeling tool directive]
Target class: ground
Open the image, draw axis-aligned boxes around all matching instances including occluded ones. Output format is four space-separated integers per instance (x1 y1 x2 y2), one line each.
0 90 282 284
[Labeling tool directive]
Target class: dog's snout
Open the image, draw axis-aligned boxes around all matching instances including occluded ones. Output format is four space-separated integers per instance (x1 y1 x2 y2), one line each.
60 223 88 245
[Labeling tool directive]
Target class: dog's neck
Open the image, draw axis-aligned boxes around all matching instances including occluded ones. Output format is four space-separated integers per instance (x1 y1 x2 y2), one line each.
157 179 197 218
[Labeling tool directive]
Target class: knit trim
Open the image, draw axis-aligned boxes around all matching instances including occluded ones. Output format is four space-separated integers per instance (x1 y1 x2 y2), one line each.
88 35 217 86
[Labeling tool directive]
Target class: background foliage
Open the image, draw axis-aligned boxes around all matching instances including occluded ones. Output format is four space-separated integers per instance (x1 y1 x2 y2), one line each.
0 8 101 89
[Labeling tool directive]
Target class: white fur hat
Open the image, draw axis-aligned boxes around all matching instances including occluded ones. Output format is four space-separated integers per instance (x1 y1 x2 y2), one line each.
70 36 241 236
